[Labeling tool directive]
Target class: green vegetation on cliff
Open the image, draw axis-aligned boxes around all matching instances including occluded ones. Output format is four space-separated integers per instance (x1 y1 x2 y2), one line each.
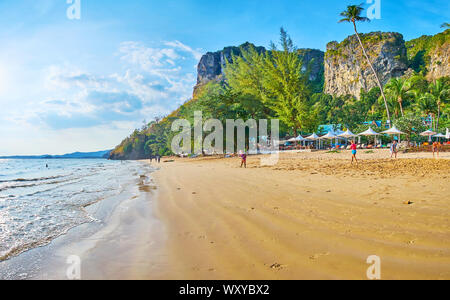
406 29 449 73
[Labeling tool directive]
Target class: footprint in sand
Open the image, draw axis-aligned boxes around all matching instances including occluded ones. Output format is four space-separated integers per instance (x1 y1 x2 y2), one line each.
269 263 286 270
309 252 330 260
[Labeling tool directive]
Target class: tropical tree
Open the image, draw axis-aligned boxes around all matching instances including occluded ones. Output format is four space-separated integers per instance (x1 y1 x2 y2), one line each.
224 45 267 102
339 4 391 125
395 114 426 143
428 79 449 129
384 77 411 117
441 22 450 29
416 93 437 129
261 28 314 135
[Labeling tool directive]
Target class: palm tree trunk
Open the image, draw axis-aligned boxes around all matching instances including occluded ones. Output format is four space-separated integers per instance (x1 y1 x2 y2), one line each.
399 98 404 117
353 22 391 125
437 102 440 130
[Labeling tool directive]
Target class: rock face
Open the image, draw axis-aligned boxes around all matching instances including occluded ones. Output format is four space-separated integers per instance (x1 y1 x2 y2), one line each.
428 42 450 80
194 43 325 96
298 48 325 81
406 29 450 81
195 42 266 90
324 32 408 99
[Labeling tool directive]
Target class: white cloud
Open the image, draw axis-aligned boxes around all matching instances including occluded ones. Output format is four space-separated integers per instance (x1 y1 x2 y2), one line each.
164 40 203 61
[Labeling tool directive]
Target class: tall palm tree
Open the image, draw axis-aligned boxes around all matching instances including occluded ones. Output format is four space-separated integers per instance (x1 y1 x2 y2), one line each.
339 4 391 125
441 22 450 29
384 77 410 117
428 79 449 130
416 93 437 129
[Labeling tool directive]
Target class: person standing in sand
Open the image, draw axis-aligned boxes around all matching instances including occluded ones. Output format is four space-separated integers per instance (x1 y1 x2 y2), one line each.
432 141 441 158
240 151 247 168
350 141 358 164
391 140 398 159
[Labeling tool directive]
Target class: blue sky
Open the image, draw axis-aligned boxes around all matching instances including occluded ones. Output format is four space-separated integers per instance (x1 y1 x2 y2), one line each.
0 0 448 155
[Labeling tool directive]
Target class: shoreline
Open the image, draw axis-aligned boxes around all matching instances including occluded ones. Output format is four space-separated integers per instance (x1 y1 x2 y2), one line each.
0 161 168 280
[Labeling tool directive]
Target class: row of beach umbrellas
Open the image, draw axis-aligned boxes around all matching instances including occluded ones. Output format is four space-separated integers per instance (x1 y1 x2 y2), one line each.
287 126 449 143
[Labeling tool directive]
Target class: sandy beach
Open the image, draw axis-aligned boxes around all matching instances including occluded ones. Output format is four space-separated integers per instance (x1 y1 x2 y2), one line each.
7 150 447 280
152 150 450 280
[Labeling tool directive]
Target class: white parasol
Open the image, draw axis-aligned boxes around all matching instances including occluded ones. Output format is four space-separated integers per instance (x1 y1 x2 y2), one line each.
320 131 338 140
358 127 380 136
338 129 357 138
295 135 307 142
420 130 437 136
305 133 320 141
381 126 405 135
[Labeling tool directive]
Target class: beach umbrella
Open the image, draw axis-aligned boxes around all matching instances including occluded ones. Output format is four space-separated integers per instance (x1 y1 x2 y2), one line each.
381 126 406 143
381 126 405 135
358 127 380 145
338 129 357 146
305 133 320 140
358 127 380 136
319 131 338 149
295 135 307 142
434 133 446 142
320 131 338 139
420 130 437 136
305 133 320 149
420 129 437 142
338 129 357 138
295 135 307 147
288 135 307 142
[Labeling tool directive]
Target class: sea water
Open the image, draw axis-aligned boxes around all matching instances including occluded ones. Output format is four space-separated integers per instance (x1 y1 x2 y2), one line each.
0 159 148 263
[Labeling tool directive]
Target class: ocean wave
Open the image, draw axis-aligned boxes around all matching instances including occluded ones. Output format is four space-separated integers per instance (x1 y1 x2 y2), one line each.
0 159 148 265
0 220 92 262
0 176 77 193
0 175 68 184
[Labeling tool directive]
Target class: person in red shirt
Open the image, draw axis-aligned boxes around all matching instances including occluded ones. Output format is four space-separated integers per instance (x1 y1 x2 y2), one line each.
350 140 358 164
240 151 247 168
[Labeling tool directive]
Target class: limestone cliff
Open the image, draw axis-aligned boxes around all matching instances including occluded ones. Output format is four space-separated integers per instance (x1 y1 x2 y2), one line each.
194 42 265 96
324 32 408 99
298 48 325 81
406 29 450 81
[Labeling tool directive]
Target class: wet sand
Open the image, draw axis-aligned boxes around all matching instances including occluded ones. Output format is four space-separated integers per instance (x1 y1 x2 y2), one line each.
153 150 450 280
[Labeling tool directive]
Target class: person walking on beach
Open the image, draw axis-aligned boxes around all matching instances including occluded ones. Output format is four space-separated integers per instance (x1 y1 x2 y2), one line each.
350 141 358 164
390 140 398 159
240 151 247 168
432 141 441 158
157 155 161 163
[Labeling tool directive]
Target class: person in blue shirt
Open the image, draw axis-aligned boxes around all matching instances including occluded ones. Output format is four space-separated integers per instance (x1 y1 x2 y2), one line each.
390 140 398 159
